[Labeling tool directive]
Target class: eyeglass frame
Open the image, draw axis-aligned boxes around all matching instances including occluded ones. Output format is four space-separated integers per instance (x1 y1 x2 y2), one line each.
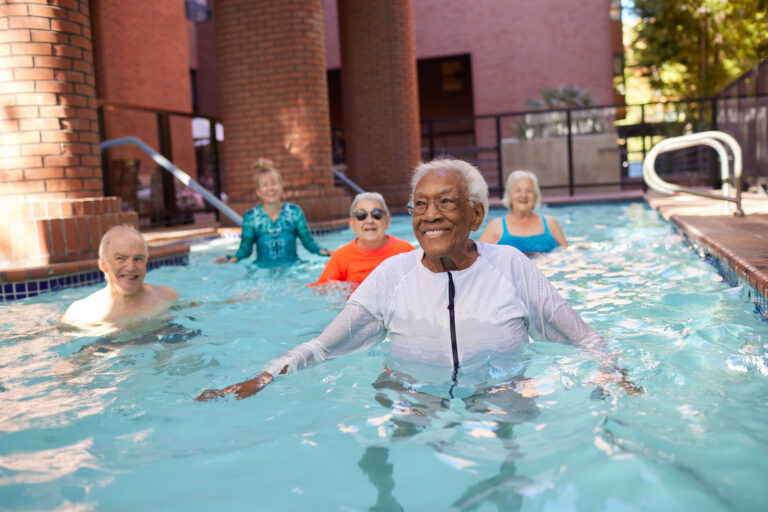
352 208 385 221
406 196 471 216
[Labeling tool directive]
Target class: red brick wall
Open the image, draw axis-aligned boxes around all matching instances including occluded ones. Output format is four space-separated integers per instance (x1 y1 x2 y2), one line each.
338 0 421 206
0 196 137 267
213 0 348 221
325 0 616 114
0 0 102 201
91 0 196 183
193 10 220 118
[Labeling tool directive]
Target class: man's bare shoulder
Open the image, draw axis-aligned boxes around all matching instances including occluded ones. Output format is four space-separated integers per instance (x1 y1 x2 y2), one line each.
146 284 179 301
61 288 109 326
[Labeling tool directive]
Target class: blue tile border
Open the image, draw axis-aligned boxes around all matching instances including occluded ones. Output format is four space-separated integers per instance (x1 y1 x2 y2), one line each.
704 254 768 321
0 254 189 303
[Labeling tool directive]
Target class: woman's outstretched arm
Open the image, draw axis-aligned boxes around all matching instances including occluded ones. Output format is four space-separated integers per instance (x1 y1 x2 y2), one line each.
195 302 387 400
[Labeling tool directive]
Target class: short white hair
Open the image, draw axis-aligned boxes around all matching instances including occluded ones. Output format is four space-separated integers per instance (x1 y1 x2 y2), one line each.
349 192 389 216
99 225 148 260
503 170 542 210
410 159 489 217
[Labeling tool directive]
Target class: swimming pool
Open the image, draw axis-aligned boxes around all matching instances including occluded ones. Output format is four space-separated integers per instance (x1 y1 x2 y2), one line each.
1 202 766 511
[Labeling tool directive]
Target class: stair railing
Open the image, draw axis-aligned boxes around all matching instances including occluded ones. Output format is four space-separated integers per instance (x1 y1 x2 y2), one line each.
642 130 744 216
100 136 243 226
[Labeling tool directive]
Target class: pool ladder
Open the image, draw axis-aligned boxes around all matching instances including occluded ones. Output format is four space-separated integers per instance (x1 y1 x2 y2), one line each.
100 136 244 226
642 130 744 216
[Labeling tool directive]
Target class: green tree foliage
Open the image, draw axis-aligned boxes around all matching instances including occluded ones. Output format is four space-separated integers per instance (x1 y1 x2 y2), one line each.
629 0 768 99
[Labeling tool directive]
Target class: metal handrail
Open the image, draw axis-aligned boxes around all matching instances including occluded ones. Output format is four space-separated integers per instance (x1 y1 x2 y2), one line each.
100 136 243 226
332 167 365 194
642 130 744 216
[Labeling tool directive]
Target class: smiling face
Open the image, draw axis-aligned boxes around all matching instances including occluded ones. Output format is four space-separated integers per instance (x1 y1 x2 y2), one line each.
509 177 536 213
350 199 390 250
256 170 283 204
411 169 484 271
98 231 148 296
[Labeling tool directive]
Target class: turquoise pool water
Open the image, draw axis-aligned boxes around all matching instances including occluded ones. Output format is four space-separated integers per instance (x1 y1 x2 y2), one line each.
1 202 766 511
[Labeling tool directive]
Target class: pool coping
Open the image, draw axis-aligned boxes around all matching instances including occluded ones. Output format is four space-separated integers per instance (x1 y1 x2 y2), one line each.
644 190 768 303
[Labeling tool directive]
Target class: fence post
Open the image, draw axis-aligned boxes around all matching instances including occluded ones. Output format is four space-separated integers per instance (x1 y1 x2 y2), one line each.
157 112 177 224
427 120 435 160
495 114 503 198
209 119 222 221
98 106 110 196
566 109 574 196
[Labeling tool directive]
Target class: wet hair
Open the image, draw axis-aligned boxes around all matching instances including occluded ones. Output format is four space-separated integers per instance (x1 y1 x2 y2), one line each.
410 159 489 218
349 192 389 217
252 158 283 186
98 225 148 260
503 170 542 211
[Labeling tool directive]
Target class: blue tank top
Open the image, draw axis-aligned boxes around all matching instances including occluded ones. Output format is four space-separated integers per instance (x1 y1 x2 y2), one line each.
497 214 559 253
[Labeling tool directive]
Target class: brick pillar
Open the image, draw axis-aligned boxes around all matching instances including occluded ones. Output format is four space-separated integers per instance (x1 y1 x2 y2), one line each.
338 0 421 208
0 1 136 269
213 0 349 222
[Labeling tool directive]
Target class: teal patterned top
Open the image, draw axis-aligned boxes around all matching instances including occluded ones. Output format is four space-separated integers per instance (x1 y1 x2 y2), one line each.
233 203 326 266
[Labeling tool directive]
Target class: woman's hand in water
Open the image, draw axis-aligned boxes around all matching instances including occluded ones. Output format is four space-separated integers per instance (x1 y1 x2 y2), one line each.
196 372 274 401
591 366 643 396
318 249 333 256
212 255 237 264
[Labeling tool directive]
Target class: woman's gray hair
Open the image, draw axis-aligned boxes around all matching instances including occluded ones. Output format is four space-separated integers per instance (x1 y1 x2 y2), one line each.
349 192 389 217
410 159 489 217
503 170 542 210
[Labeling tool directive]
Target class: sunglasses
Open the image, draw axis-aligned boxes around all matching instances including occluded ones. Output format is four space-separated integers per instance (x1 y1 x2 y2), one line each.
353 208 385 221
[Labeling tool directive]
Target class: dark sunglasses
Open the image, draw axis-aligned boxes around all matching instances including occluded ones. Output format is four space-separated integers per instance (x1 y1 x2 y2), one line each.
353 208 385 221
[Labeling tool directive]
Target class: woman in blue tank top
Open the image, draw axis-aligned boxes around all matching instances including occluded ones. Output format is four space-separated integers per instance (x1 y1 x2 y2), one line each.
478 170 567 254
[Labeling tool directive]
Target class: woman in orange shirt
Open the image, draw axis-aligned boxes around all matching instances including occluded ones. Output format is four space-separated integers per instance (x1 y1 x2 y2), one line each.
312 192 414 288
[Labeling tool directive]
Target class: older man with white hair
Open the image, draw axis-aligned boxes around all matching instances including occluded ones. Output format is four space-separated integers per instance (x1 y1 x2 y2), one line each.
62 225 178 329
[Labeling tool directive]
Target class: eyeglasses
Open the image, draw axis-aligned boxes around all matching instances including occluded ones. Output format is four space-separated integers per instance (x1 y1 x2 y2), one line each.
406 196 470 216
353 208 385 221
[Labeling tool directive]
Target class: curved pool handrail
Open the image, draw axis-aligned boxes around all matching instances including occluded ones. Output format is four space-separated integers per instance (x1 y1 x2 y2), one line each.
332 167 365 194
642 130 743 216
100 136 243 226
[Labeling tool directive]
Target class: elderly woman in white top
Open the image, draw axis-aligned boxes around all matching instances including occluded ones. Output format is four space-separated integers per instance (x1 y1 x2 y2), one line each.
197 159 640 400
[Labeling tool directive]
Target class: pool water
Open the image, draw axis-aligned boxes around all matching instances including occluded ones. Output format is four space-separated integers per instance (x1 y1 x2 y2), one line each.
1 203 767 511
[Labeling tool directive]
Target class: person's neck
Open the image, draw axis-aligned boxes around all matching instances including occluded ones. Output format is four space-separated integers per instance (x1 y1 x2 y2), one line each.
423 240 478 272
509 209 536 220
356 235 388 251
108 284 146 304
263 200 282 212
263 200 283 219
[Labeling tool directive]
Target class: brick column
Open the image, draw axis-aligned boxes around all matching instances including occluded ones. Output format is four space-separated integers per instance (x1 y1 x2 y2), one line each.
213 0 349 222
0 1 137 269
338 0 421 208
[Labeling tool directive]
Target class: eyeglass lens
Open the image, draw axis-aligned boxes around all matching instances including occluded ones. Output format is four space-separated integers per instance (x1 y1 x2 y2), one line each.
354 208 384 221
407 196 463 215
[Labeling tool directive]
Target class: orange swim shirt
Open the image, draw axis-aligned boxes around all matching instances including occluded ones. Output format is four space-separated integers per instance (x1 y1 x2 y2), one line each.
312 235 414 286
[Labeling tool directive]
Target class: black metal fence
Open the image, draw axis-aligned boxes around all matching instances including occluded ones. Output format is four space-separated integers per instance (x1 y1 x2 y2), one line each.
716 61 768 189
100 66 767 226
420 99 726 198
416 68 768 199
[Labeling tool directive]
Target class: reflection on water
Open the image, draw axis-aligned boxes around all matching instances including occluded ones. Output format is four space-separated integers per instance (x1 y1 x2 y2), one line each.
0 203 767 510
0 438 99 486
